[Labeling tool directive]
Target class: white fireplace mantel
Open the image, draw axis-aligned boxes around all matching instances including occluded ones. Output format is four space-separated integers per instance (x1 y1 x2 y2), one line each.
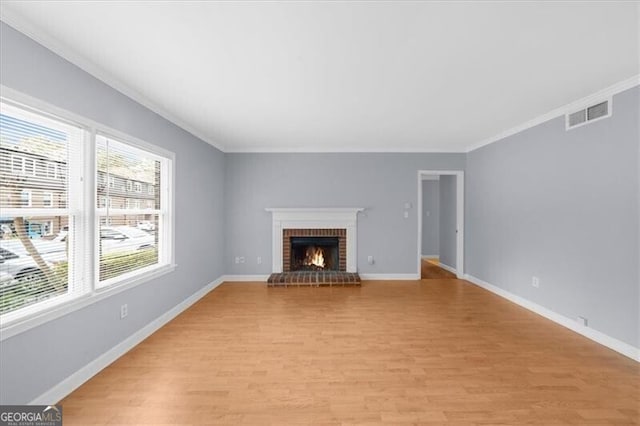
266 208 364 273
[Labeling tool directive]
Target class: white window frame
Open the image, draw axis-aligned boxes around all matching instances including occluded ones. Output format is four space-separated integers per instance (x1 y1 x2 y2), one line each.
126 180 132 192
43 191 53 207
0 86 176 341
46 162 56 179
134 181 142 193
11 155 24 174
24 158 36 176
20 189 32 207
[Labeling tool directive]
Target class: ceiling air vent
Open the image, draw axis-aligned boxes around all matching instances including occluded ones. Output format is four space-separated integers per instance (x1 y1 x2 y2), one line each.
566 99 611 130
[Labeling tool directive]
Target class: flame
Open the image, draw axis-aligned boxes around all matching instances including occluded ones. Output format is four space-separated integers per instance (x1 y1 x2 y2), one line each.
304 246 325 268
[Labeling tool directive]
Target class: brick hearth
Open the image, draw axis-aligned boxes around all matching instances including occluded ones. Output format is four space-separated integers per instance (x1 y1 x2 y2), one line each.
267 271 361 286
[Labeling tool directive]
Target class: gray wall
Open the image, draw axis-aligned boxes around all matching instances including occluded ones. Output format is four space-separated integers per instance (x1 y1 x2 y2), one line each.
439 175 457 269
0 22 226 404
421 180 439 256
225 153 465 275
466 86 639 347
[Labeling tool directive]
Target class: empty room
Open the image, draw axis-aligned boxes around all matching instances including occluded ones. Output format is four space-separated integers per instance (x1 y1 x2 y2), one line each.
0 1 638 425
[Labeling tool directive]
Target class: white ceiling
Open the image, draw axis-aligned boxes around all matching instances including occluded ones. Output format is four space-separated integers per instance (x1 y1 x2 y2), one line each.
1 1 638 153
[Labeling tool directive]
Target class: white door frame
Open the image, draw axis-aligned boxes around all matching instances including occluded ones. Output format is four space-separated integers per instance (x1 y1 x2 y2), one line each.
417 170 464 278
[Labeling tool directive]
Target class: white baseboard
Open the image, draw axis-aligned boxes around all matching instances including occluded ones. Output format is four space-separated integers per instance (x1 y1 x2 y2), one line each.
464 274 640 363
438 263 457 274
359 273 420 280
421 255 439 259
30 276 225 405
223 275 269 282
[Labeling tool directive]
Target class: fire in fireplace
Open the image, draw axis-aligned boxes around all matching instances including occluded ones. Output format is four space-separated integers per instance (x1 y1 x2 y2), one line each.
290 237 339 271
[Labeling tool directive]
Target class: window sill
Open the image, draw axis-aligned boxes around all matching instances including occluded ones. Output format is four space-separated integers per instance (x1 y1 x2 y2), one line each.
0 263 177 342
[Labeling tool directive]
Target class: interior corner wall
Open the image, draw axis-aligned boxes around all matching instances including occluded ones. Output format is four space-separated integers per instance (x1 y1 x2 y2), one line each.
0 21 226 404
465 86 640 348
438 175 457 270
224 153 465 276
421 180 439 256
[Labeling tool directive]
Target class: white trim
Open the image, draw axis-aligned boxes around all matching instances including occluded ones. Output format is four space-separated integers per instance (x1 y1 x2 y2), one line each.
0 13 225 152
421 255 439 259
29 276 224 405
417 171 464 279
222 275 269 282
359 273 419 280
466 75 640 153
225 146 466 153
464 274 640 363
438 262 457 275
266 208 364 273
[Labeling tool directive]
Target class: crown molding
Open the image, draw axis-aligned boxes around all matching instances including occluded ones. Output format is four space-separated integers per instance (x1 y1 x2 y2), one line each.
0 13 226 152
465 74 640 153
224 145 467 153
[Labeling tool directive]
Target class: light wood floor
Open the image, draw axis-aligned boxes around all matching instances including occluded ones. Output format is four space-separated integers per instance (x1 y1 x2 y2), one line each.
60 281 639 425
421 259 457 280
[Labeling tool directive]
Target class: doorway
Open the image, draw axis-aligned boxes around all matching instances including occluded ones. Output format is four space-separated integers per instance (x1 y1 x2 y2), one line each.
417 170 464 279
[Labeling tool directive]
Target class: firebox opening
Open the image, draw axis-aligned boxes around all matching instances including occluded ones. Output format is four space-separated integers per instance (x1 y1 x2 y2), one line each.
290 237 339 271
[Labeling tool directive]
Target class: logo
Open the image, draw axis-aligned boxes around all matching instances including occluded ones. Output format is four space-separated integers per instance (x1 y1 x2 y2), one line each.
0 405 62 426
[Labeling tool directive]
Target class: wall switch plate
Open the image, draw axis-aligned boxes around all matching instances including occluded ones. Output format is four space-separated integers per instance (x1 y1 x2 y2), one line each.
257 256 262 264
120 304 128 319
367 255 374 265
239 257 245 264
234 257 240 264
404 211 409 219
532 276 540 288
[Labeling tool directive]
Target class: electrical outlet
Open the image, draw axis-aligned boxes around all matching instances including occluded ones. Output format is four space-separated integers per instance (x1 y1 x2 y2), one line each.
532 276 540 288
403 211 409 219
239 257 245 264
367 255 374 265
235 257 240 264
257 256 262 264
120 304 128 319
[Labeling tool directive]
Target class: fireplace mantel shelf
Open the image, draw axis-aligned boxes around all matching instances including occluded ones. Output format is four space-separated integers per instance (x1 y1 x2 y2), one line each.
266 208 364 273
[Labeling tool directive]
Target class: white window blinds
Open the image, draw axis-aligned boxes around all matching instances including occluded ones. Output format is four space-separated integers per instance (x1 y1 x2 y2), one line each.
0 101 85 318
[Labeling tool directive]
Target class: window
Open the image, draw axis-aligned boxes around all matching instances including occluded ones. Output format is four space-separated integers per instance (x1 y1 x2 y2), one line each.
126 180 132 192
20 190 32 207
0 95 174 331
148 185 154 195
43 192 53 207
11 155 23 174
24 158 36 176
46 162 56 179
96 134 170 287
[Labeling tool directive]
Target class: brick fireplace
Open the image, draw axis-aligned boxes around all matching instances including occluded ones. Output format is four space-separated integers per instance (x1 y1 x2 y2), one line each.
265 208 363 273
